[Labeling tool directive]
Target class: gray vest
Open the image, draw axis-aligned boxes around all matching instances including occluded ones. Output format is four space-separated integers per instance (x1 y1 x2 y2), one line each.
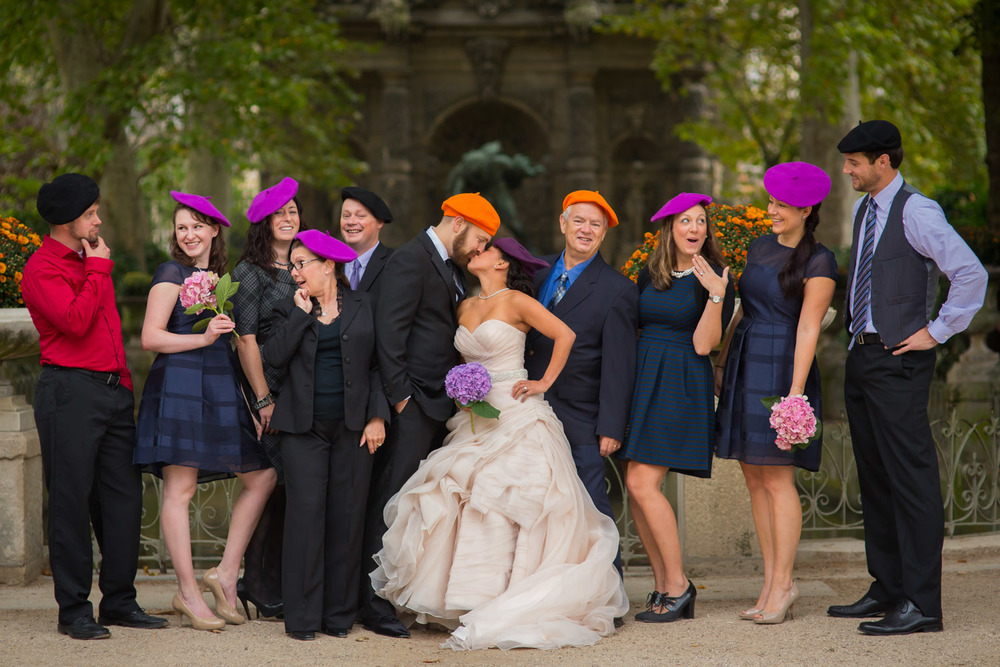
845 182 939 347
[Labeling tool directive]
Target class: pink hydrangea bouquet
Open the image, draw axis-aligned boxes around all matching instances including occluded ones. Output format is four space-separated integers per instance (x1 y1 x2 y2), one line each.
445 362 500 433
178 270 240 339
761 394 822 451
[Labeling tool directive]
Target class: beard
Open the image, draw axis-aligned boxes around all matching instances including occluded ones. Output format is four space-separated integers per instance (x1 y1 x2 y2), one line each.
450 226 478 268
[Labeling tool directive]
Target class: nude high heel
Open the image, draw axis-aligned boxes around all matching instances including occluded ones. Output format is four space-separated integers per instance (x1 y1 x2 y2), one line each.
738 607 763 620
754 583 800 625
200 568 246 625
172 593 225 631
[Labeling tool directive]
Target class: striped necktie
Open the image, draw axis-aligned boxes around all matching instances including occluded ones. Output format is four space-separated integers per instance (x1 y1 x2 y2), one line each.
851 199 878 335
547 272 569 310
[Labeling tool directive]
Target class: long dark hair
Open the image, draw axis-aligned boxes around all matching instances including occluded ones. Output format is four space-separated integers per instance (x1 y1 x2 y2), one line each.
492 244 535 297
169 203 228 275
647 208 727 291
777 202 823 300
238 196 309 280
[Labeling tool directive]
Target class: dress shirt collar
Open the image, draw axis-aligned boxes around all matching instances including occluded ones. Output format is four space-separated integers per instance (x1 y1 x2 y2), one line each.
425 227 450 263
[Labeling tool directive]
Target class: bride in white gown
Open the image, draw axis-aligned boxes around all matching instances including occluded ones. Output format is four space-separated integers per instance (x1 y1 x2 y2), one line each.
370 237 628 650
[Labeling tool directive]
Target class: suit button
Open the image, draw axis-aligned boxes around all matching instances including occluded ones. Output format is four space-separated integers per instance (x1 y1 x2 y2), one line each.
346 380 352 387
528 350 534 356
342 334 349 341
344 357 351 364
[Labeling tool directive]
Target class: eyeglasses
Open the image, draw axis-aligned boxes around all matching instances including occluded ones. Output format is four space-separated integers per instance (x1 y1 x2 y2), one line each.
289 258 322 271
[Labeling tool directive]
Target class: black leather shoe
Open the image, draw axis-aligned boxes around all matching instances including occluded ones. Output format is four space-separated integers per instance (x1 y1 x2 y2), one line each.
98 608 169 629
287 631 316 641
362 615 410 638
636 581 696 623
57 616 111 640
858 600 943 636
613 616 624 628
827 594 896 618
322 626 350 638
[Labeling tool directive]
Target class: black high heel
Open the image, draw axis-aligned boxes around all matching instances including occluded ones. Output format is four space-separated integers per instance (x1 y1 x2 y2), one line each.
634 591 666 622
236 578 284 619
637 581 696 623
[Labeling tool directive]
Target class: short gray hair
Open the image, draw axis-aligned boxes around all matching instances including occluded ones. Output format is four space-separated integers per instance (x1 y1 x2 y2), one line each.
562 203 608 227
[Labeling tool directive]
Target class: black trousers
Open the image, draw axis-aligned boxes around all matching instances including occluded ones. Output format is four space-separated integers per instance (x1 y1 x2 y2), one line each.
33 367 143 624
282 418 373 632
358 400 448 620
845 344 943 618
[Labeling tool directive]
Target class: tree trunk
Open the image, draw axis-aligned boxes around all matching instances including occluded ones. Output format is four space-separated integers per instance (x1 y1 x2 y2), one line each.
799 0 856 248
982 0 1000 232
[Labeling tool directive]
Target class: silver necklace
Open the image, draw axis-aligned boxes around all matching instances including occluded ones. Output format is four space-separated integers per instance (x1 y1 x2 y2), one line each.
478 287 511 300
671 267 695 278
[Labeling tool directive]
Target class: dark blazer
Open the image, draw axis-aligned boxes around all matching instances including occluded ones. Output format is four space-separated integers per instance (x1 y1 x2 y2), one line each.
375 231 461 423
264 288 390 434
525 251 639 446
358 241 394 308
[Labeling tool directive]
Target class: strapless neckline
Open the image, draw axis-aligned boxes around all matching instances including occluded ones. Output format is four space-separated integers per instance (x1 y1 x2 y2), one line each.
458 319 526 337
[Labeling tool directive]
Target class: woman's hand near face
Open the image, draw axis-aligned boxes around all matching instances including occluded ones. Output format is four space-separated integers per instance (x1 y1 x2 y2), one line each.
692 254 728 297
293 287 311 314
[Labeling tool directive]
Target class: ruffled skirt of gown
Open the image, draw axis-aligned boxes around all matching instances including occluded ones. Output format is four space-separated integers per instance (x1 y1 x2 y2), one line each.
370 320 628 650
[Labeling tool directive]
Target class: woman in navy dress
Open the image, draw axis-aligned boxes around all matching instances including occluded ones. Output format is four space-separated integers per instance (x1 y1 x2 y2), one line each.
715 162 837 624
135 192 276 631
617 193 734 623
231 177 306 619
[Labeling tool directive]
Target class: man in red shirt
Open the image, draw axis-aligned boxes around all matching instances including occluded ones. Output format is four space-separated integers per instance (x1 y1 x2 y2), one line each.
22 173 166 639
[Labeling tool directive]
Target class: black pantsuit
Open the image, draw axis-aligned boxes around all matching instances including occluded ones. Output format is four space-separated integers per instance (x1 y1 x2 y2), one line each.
282 418 373 631
33 367 142 624
845 344 943 618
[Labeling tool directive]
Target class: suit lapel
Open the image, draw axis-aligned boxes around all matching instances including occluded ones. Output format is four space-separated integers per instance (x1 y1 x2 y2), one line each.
552 252 604 316
417 232 460 308
359 243 388 292
339 289 361 332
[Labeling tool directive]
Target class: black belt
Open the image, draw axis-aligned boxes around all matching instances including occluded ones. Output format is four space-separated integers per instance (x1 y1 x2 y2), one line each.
854 332 885 346
45 365 121 387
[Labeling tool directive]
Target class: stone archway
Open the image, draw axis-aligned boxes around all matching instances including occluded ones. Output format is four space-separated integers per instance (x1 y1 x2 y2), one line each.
424 98 553 253
607 135 669 267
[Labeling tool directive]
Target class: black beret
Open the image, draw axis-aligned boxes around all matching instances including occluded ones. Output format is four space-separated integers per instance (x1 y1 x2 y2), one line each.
837 120 902 154
341 186 392 223
36 173 100 225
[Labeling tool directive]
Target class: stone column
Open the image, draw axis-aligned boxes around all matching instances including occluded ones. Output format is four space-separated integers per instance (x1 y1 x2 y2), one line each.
380 71 413 246
946 269 1000 423
0 373 42 585
680 459 760 570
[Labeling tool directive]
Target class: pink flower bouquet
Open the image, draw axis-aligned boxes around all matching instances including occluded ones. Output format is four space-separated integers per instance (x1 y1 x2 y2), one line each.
179 270 240 339
761 394 822 451
445 362 500 433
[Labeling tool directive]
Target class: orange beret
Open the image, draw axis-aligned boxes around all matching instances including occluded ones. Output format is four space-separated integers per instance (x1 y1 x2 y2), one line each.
441 192 501 236
561 190 618 228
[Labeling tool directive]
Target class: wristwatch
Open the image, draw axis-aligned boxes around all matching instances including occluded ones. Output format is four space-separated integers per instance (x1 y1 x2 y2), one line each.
252 393 275 410
709 294 722 304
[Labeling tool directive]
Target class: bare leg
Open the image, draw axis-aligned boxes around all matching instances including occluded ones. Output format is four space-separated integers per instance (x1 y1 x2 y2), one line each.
625 462 665 594
215 468 277 608
161 465 215 619
626 462 687 601
757 465 801 616
741 462 774 613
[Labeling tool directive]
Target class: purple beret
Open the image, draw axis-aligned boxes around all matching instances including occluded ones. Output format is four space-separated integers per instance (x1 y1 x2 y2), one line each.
763 162 831 208
492 237 549 280
247 177 298 223
295 229 357 263
170 191 231 227
36 173 100 225
651 192 712 223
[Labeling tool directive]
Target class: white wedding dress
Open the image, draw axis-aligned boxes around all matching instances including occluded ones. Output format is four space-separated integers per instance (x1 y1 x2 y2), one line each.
370 319 628 650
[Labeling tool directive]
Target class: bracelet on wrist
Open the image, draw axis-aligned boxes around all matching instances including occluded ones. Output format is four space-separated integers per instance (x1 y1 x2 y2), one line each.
252 393 274 410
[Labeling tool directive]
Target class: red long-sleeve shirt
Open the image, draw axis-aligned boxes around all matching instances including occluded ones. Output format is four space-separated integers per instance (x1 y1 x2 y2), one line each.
21 235 133 390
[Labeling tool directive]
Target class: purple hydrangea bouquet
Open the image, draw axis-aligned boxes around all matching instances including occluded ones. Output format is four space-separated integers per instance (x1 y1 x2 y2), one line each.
445 362 500 433
761 394 822 451
178 270 240 339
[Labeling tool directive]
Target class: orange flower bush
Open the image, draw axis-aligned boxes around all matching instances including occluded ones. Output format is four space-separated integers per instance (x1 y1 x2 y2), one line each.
621 203 771 288
2 217 43 307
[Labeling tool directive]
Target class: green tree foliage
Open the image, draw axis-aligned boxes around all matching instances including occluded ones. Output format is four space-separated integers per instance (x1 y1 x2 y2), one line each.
606 0 984 195
0 0 359 256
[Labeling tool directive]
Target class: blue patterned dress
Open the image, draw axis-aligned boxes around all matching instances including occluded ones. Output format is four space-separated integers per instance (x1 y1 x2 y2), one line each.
134 261 269 480
617 265 735 478
715 235 838 471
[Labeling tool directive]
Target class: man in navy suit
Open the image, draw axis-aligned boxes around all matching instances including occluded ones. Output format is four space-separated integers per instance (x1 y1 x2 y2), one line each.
525 190 639 573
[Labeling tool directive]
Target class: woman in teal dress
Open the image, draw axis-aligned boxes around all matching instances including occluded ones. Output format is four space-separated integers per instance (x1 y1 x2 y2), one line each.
715 162 838 625
617 192 734 623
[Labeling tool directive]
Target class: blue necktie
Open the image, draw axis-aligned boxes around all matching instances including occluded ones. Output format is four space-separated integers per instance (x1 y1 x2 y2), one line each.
851 199 878 335
348 259 361 291
548 272 569 310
